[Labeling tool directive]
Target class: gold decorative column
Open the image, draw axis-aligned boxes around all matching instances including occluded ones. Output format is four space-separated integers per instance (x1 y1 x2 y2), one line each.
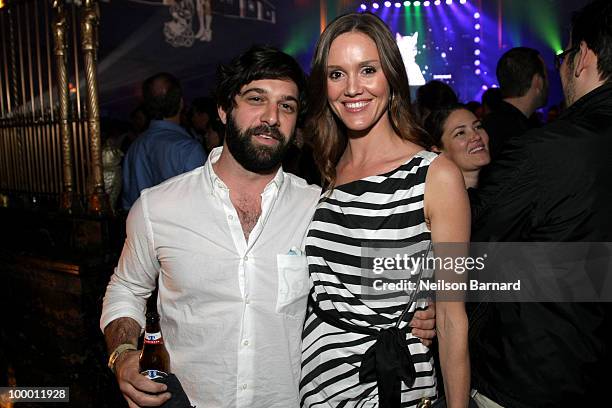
81 0 108 215
53 0 78 213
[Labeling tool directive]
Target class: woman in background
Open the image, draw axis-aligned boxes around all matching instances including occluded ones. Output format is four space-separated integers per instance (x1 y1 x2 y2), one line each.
424 104 491 188
300 12 470 408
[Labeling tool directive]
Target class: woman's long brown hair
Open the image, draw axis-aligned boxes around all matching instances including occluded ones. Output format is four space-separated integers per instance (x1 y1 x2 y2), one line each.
307 12 433 189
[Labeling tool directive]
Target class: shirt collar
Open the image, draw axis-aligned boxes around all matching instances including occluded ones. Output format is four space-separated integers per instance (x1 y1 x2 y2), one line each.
560 82 612 120
500 100 529 120
205 146 285 193
148 119 192 137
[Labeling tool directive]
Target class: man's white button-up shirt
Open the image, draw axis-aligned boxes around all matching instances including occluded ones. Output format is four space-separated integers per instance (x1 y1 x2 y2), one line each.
101 147 321 408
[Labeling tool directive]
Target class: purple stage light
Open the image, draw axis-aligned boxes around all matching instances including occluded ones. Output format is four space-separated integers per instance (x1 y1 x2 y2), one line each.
482 85 489 90
395 2 402 7
434 0 441 5
475 69 481 75
474 23 481 30
474 60 481 66
441 52 447 58
460 0 467 3
384 1 392 7
474 49 481 56
424 1 430 6
474 36 481 43
360 4 367 10
491 84 499 88
373 2 380 9
446 0 452 4
474 12 480 18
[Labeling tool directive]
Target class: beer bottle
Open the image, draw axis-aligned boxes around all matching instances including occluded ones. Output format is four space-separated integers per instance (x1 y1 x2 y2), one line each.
139 311 170 380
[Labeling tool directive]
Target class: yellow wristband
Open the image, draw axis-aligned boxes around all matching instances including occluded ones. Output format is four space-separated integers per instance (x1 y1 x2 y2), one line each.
108 343 137 374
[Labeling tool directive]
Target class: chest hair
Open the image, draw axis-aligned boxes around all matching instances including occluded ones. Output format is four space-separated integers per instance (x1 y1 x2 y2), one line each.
232 193 261 241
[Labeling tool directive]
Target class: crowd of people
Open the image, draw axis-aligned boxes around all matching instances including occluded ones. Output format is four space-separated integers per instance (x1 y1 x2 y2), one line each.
100 0 612 407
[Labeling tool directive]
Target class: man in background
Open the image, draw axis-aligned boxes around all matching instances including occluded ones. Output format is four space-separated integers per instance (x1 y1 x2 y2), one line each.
186 96 223 153
121 72 207 210
470 1 612 406
481 47 549 161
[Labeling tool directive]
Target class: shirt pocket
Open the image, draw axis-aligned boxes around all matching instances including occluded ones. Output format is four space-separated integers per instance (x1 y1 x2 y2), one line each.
276 254 310 318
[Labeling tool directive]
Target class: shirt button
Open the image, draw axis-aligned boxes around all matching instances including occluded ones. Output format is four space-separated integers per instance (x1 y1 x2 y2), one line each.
242 384 248 390
243 340 249 346
245 297 250 304
228 215 233 220
243 255 248 261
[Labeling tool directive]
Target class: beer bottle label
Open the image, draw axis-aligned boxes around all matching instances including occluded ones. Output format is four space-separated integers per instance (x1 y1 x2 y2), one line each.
141 369 169 380
143 332 163 344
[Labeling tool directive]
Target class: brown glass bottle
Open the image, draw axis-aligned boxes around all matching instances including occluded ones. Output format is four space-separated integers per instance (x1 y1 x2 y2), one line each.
139 311 170 379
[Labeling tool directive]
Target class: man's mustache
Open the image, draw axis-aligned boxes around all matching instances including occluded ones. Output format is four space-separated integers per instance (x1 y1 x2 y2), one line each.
245 125 283 141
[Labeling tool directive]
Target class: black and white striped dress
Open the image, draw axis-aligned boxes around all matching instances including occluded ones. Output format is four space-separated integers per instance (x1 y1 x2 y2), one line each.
300 151 438 408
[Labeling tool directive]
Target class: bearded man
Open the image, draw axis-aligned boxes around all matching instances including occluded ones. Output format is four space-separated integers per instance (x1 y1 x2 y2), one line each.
101 46 320 408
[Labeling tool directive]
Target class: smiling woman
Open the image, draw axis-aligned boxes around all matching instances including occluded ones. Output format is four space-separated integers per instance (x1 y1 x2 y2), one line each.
301 11 471 408
424 104 491 189
325 31 391 134
306 12 433 189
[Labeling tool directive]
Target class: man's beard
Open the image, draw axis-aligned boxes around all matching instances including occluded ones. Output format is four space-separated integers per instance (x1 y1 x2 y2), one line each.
562 59 577 107
224 111 292 174
563 75 576 108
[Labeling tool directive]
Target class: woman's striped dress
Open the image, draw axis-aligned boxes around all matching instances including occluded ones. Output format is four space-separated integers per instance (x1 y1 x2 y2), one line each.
300 151 438 408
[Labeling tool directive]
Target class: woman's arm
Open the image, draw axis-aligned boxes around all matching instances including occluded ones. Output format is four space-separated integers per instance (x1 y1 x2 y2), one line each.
424 155 471 408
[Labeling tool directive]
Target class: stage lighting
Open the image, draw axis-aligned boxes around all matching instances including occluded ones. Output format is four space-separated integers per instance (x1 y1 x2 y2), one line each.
441 52 447 58
414 0 421 6
434 0 441 5
360 4 367 10
424 1 430 6
460 0 467 3
474 60 481 66
474 23 481 30
474 12 480 18
446 0 452 4
474 49 481 56
491 84 498 88
384 1 391 7
482 85 489 90
474 36 481 43
395 2 402 7
475 69 481 75
404 1 411 6
373 2 380 9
